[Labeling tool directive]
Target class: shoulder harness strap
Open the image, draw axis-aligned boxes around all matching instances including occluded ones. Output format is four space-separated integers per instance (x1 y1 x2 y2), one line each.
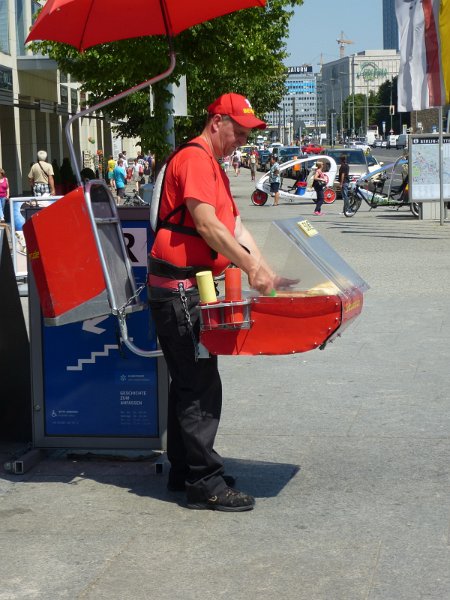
154 142 218 259
155 142 208 237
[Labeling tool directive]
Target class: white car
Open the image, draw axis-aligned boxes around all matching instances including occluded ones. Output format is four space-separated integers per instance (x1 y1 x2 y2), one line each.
267 142 283 153
346 140 371 153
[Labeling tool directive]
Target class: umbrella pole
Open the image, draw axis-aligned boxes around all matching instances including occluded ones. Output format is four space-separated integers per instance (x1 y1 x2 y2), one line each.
65 47 177 185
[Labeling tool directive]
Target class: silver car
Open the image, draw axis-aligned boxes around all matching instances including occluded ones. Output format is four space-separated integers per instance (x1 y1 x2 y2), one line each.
324 148 381 195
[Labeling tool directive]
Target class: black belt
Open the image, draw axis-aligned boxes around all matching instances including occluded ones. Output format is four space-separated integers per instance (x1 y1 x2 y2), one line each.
148 257 211 280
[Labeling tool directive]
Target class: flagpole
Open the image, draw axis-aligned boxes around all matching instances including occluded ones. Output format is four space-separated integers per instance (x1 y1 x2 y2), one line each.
439 106 444 226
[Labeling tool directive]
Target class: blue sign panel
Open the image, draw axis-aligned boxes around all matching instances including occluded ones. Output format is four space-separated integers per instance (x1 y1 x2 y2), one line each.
41 218 159 437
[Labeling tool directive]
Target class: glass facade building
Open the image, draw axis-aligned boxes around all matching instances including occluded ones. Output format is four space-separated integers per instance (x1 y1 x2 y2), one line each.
383 0 399 51
265 66 319 142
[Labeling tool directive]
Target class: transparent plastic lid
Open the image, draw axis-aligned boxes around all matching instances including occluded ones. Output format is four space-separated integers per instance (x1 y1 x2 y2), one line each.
260 217 370 298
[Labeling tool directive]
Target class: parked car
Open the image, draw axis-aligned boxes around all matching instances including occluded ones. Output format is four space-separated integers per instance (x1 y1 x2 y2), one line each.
301 143 324 155
277 146 306 177
278 146 302 162
268 142 283 153
372 138 382 148
323 148 382 195
396 134 408 150
257 149 271 171
345 138 371 153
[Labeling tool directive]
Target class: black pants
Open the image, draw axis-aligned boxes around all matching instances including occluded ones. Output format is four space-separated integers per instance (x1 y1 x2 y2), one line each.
149 287 228 501
313 181 325 212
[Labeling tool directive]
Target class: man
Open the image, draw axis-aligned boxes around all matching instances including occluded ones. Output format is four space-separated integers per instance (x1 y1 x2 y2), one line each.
148 93 278 512
28 150 55 197
113 158 127 201
268 154 281 206
339 154 350 214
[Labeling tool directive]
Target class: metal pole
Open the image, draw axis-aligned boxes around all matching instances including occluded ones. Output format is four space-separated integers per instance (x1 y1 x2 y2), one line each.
164 82 176 150
366 82 369 136
292 97 296 141
390 77 393 134
439 105 444 226
352 56 355 136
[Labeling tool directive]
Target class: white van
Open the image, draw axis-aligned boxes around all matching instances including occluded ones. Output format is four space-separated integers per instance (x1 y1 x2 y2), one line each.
388 134 398 148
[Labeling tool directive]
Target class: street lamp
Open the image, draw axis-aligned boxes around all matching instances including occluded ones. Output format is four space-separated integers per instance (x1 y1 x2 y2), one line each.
351 56 356 136
319 82 328 144
338 71 348 138
365 80 370 136
334 78 344 140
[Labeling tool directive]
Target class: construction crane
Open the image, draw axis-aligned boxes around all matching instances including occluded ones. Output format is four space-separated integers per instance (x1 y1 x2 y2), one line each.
337 31 354 58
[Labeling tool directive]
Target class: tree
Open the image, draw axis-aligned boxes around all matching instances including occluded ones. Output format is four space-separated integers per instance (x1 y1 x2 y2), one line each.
30 1 303 157
342 93 368 136
372 76 410 135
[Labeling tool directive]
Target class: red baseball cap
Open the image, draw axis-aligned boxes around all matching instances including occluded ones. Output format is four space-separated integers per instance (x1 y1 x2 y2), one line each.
207 93 266 130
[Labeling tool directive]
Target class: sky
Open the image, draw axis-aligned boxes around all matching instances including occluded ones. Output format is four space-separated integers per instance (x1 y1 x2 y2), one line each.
284 0 383 71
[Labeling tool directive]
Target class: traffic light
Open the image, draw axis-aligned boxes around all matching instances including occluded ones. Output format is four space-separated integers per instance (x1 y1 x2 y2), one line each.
389 105 395 116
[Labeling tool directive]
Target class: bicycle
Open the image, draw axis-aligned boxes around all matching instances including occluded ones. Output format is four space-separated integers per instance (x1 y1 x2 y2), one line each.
122 189 146 207
343 157 419 219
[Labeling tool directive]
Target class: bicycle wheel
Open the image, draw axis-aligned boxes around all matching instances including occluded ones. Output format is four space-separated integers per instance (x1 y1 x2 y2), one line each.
251 189 268 206
344 190 362 217
323 187 336 204
410 202 420 218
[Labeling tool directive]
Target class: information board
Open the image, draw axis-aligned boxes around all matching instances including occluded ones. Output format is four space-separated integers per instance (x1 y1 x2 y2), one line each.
409 134 450 202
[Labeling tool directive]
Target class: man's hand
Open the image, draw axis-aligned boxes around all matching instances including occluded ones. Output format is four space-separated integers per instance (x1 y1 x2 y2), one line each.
273 275 300 291
248 263 276 294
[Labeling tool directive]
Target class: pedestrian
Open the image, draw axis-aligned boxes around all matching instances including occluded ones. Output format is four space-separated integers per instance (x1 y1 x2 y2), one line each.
312 160 328 216
132 158 144 192
339 154 350 214
268 154 281 206
143 152 152 181
249 147 258 181
107 155 116 190
148 92 283 512
148 152 156 181
222 154 231 173
113 158 127 202
231 148 241 176
28 150 55 197
0 168 9 223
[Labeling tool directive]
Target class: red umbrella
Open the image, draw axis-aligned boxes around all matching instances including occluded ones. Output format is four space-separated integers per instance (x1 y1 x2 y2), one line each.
26 0 266 184
26 0 266 51
25 0 268 359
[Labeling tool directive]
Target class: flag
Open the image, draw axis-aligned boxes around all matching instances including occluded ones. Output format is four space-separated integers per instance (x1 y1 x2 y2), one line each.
395 0 450 111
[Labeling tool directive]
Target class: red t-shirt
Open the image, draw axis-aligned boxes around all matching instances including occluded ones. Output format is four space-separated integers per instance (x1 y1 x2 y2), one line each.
151 137 239 275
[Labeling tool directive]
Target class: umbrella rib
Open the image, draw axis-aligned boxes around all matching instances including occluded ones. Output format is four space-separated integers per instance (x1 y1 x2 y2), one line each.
79 0 97 50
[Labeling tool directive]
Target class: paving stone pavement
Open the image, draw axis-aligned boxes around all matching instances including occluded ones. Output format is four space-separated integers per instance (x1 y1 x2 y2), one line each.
1 169 450 600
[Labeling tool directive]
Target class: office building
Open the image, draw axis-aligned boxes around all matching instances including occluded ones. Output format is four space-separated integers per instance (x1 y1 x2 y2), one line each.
383 0 399 51
264 66 320 142
320 49 400 136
